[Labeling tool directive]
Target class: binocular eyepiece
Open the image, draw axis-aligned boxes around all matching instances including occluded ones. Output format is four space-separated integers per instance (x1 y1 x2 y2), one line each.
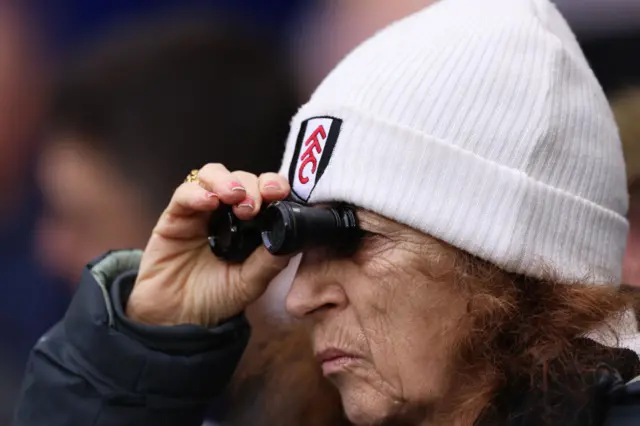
208 200 360 263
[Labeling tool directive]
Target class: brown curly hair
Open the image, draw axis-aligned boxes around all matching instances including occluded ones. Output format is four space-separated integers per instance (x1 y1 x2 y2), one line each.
439 249 640 425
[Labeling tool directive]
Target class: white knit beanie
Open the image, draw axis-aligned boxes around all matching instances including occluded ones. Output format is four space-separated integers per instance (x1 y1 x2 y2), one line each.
279 0 629 284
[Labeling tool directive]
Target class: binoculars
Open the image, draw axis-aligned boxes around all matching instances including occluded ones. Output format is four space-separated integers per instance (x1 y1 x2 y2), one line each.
208 200 361 263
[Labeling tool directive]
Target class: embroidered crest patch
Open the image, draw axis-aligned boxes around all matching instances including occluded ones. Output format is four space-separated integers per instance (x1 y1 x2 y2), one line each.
288 116 342 202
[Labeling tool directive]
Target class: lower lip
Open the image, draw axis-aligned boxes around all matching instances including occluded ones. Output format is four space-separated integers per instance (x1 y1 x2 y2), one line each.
321 356 357 374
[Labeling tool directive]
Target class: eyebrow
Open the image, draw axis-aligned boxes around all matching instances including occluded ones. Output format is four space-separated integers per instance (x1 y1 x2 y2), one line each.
356 211 394 235
356 211 377 230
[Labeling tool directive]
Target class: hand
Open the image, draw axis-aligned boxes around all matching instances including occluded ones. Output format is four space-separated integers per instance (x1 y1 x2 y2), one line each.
126 163 292 327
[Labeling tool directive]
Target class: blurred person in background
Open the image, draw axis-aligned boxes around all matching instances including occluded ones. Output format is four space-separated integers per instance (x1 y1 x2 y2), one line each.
291 0 640 97
613 88 640 297
0 3 71 423
36 15 349 425
13 0 640 425
292 0 436 95
39 0 308 60
37 16 296 284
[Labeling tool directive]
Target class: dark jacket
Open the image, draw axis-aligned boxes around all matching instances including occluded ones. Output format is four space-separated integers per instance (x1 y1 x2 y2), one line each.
485 339 640 426
13 250 248 426
12 250 640 426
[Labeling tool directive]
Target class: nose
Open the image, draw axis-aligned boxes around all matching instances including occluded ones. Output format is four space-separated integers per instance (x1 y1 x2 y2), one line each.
285 258 348 320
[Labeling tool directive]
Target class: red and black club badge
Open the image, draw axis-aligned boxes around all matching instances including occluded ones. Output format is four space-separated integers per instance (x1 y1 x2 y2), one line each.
288 116 342 202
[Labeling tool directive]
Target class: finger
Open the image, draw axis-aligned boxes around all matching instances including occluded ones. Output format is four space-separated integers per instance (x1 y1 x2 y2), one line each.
165 182 220 217
154 182 219 239
197 163 246 205
234 246 292 302
258 173 291 202
230 171 261 220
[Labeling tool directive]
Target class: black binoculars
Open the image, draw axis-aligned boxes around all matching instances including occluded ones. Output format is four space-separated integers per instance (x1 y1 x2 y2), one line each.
208 200 361 263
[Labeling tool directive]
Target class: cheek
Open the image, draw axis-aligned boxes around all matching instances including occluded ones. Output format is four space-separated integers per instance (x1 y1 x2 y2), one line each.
350 264 464 402
330 272 406 411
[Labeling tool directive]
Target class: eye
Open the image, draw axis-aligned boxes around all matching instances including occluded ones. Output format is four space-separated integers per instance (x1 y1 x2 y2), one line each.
360 229 386 242
344 229 391 261
321 229 370 259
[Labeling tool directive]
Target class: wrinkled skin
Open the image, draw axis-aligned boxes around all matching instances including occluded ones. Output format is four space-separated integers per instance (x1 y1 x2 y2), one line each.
286 211 473 425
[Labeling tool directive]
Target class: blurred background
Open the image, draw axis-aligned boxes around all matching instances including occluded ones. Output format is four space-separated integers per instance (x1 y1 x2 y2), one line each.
0 0 638 423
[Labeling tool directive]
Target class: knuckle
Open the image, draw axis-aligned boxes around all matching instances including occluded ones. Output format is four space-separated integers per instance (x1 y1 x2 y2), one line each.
234 172 260 191
198 163 214 175
162 211 180 226
234 282 254 305
260 171 277 180
171 183 189 201
232 170 257 181
229 268 253 300
261 173 289 188
200 163 225 177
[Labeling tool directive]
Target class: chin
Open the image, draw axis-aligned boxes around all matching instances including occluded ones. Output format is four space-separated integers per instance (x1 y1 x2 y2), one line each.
335 381 400 426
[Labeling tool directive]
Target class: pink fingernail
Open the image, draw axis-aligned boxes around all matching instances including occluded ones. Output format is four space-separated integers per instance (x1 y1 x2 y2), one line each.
237 197 255 210
230 181 246 192
263 181 281 191
206 192 218 199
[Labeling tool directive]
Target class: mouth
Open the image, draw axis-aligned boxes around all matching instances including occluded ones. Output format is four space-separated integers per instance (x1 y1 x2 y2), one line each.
315 347 359 375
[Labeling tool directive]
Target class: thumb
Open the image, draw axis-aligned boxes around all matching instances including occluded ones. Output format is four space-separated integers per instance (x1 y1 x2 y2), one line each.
235 246 293 302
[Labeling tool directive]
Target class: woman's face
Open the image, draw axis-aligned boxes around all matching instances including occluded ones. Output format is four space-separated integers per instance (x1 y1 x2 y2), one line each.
285 210 469 425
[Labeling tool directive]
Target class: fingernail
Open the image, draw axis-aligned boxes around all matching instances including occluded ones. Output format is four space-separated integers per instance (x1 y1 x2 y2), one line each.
263 181 281 191
206 192 218 199
230 181 246 192
237 197 255 210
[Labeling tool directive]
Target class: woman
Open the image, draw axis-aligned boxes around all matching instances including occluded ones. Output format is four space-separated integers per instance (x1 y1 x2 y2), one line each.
14 0 640 425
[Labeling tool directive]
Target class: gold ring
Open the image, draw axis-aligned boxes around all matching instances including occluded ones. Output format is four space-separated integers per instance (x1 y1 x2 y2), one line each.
184 169 200 184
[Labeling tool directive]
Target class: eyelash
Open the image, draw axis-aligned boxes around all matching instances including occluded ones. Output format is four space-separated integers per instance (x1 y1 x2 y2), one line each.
321 230 377 259
361 229 384 241
353 230 386 254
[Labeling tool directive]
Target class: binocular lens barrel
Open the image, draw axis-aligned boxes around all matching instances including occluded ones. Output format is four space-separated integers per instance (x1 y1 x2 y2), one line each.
208 201 360 262
207 206 263 263
261 201 359 255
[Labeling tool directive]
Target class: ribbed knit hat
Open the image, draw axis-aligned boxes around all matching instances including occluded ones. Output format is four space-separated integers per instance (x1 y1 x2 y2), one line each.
279 0 629 284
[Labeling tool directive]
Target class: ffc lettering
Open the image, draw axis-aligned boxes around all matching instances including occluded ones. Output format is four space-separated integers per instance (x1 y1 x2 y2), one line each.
289 116 341 202
298 125 327 184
